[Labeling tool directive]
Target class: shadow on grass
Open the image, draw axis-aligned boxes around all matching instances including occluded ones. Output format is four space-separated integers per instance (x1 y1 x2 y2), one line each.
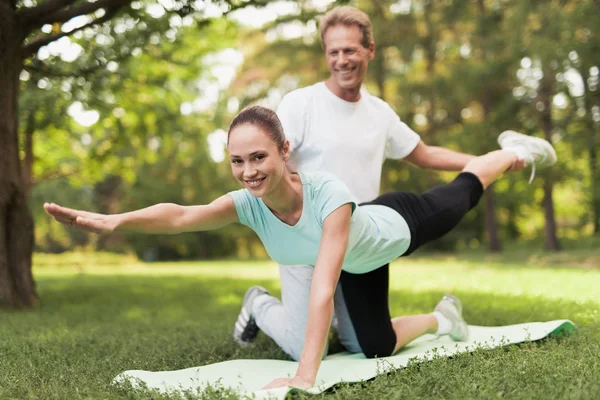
386 290 597 327
0 275 597 399
406 247 600 271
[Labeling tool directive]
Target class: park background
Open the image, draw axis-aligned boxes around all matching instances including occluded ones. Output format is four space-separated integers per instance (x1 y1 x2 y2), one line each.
1 0 599 398
6 0 600 261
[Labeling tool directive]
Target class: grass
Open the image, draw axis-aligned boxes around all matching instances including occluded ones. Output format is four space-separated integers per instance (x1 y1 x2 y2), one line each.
1 252 599 399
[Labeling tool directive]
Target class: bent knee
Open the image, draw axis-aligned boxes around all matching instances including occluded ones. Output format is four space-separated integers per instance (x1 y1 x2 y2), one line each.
360 340 395 359
363 346 394 359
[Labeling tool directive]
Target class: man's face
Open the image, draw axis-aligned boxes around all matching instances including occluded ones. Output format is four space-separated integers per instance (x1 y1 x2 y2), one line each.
323 24 374 96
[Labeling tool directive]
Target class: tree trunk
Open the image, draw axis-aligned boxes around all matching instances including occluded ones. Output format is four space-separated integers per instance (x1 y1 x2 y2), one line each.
481 97 501 252
423 0 437 144
476 0 501 252
22 110 34 200
484 185 502 252
542 179 560 250
94 175 123 251
371 0 387 102
0 5 37 308
505 199 520 240
373 47 386 102
589 123 599 234
539 70 560 250
580 68 600 234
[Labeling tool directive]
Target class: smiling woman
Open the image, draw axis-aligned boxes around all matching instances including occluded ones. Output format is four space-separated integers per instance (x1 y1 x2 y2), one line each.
44 105 556 390
227 108 300 217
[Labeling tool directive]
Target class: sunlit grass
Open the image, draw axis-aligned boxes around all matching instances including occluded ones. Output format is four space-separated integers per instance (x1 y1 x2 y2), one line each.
0 252 598 399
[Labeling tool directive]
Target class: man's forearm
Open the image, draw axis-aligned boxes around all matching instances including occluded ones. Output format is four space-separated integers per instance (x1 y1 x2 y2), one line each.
423 146 475 171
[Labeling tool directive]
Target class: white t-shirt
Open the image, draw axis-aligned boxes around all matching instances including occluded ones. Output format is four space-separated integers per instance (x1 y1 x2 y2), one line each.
276 82 421 202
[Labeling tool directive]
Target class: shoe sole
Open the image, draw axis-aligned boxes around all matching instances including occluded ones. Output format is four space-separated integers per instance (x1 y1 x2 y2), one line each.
442 304 469 341
434 294 463 317
435 296 469 341
232 286 269 345
498 130 557 167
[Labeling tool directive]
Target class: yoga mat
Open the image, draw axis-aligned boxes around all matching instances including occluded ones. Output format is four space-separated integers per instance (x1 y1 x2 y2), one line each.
114 319 575 399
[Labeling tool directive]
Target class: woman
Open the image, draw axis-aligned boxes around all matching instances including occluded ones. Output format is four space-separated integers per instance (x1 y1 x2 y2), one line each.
44 106 556 390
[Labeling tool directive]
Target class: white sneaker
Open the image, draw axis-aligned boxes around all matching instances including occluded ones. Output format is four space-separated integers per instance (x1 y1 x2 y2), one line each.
497 130 557 183
232 286 269 346
434 294 469 341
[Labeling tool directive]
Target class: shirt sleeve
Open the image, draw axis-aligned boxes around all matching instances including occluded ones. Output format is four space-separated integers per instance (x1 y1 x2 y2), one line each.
313 174 358 225
228 189 256 228
384 105 421 160
276 90 307 152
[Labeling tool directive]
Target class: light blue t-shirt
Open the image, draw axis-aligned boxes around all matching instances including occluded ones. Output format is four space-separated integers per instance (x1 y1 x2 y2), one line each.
228 171 411 274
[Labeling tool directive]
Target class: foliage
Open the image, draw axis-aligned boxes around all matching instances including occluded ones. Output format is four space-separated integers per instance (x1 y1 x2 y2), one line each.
224 0 599 252
18 0 600 258
26 17 265 259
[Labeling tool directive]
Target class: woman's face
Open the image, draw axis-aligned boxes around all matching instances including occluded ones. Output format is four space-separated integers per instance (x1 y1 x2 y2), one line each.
227 123 289 198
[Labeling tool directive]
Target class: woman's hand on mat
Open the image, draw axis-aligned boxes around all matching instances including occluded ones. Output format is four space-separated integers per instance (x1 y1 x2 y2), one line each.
44 203 118 233
263 375 313 390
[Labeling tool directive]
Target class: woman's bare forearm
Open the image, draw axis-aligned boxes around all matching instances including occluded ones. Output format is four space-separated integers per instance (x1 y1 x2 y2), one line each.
295 293 334 384
44 195 237 235
115 203 188 234
294 204 352 384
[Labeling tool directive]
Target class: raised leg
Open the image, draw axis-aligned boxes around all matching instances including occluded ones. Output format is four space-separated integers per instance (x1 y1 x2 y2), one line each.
462 150 517 189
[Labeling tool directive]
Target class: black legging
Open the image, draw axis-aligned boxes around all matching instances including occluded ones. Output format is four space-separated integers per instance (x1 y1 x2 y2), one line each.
340 172 484 358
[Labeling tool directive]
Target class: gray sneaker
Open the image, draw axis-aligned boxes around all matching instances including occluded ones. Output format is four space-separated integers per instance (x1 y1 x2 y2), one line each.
232 286 269 346
434 294 469 341
497 130 557 182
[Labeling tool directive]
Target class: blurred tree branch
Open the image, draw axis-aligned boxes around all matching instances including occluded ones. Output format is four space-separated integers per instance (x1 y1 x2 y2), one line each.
21 5 122 59
18 0 78 26
23 51 131 78
19 0 129 28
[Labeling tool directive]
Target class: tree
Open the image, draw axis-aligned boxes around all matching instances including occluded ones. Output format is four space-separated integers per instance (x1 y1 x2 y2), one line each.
506 0 598 248
564 0 600 233
219 0 595 252
0 0 265 308
229 0 522 250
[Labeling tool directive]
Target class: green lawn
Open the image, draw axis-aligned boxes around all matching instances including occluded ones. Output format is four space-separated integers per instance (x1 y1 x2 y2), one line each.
1 253 599 399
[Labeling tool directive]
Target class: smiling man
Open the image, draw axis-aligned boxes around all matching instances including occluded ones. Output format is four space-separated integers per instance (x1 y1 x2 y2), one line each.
232 6 523 363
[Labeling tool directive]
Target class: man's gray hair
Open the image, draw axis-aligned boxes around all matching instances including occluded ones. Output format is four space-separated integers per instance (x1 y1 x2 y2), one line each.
319 6 374 49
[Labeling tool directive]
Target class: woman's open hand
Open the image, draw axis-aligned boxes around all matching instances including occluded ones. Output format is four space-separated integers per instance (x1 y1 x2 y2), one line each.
43 203 118 233
263 375 313 390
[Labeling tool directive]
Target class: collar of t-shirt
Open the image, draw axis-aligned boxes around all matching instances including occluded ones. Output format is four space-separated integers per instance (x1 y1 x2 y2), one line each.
318 82 369 111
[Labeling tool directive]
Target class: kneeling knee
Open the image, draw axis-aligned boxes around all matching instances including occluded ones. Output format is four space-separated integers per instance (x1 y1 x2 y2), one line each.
361 342 395 359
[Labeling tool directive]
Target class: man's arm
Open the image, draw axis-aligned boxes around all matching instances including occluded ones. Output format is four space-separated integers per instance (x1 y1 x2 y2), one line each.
403 140 475 171
404 140 526 172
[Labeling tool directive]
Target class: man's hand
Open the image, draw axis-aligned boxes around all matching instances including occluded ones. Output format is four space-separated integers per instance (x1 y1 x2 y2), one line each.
44 203 118 233
508 156 527 172
263 375 313 390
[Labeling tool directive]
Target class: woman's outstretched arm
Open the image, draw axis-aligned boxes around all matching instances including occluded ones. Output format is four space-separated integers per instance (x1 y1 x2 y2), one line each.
43 194 239 234
264 203 353 390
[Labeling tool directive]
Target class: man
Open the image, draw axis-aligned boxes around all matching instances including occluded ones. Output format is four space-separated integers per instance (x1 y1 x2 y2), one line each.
232 6 523 361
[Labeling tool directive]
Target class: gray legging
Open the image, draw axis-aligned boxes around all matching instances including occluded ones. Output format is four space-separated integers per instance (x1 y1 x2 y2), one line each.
252 264 362 361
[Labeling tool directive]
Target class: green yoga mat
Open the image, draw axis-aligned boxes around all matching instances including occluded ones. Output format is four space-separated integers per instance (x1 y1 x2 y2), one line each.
114 320 575 399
